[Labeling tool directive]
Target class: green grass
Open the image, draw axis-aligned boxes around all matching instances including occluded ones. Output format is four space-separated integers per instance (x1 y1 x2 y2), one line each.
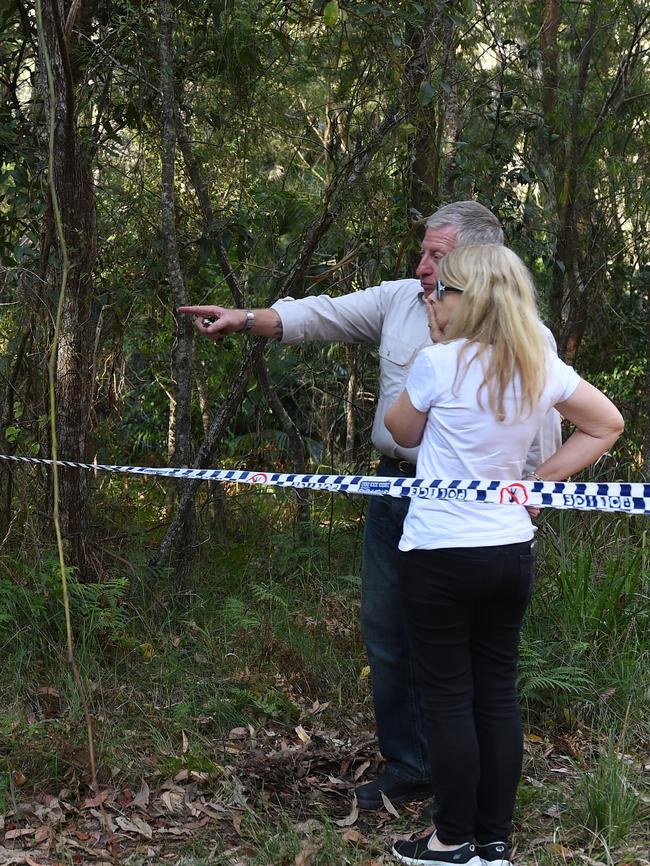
520 509 649 739
576 735 643 849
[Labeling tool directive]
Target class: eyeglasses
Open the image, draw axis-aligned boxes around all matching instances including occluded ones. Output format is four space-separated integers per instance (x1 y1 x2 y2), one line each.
435 279 464 301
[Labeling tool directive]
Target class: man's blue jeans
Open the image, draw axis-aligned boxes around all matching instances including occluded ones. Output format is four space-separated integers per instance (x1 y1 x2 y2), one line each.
360 457 430 783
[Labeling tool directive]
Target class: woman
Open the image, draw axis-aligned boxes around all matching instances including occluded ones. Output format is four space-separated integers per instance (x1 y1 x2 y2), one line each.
385 245 623 866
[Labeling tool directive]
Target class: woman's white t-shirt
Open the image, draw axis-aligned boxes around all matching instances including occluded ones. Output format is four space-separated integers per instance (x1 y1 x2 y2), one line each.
399 339 580 551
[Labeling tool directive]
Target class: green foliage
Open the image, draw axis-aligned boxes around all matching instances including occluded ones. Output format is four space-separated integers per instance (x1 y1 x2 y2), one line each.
0 556 129 650
226 684 299 725
518 641 595 703
222 595 262 631
521 513 650 735
214 810 362 866
0 491 647 864
0 771 7 813
158 750 223 778
0 713 71 791
576 735 643 848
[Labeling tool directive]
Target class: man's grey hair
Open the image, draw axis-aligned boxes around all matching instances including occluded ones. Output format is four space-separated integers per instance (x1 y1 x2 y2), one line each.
425 201 504 245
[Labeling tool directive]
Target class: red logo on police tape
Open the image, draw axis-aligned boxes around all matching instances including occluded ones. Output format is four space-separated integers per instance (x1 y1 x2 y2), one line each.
249 472 269 484
499 483 529 505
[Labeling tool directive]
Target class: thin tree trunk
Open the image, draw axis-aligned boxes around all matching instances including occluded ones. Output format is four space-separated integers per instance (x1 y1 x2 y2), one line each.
541 0 631 353
195 364 211 436
562 257 590 365
39 0 96 580
150 339 266 570
159 0 194 592
345 345 357 461
195 363 226 524
0 328 32 537
254 355 309 523
438 14 462 200
319 388 332 464
175 120 244 307
166 390 176 464
406 14 440 225
552 0 597 356
541 0 563 338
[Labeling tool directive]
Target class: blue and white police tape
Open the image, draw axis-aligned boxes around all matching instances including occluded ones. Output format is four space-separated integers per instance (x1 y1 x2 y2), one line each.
0 453 648 514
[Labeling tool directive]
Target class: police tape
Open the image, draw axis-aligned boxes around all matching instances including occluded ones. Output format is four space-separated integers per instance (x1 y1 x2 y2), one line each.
0 453 648 515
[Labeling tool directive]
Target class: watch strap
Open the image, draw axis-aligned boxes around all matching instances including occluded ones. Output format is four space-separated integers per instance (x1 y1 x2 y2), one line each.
241 310 255 332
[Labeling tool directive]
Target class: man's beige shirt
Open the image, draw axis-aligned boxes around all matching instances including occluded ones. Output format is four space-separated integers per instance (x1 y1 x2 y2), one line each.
272 278 561 472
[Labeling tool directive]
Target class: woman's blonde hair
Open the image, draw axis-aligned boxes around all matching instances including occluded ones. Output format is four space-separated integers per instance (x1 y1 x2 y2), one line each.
438 245 547 420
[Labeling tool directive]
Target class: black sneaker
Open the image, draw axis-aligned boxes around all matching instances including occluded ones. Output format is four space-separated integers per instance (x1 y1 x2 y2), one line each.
391 833 482 866
476 842 513 866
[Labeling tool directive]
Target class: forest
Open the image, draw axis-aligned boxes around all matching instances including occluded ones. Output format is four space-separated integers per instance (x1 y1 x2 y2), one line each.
0 0 648 863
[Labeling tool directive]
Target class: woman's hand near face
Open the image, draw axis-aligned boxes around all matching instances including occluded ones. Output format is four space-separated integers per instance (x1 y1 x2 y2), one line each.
425 290 464 341
425 296 445 343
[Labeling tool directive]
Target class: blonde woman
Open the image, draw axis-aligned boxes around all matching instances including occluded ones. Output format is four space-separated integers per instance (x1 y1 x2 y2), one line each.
385 245 623 866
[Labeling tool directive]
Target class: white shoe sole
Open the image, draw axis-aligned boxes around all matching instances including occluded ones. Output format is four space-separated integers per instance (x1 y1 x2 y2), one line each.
391 848 483 866
480 860 513 866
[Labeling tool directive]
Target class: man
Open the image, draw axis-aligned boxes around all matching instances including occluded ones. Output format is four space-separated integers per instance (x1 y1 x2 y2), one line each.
179 201 560 811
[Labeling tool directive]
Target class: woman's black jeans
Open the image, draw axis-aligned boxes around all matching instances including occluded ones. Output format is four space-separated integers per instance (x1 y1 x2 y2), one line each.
399 540 536 845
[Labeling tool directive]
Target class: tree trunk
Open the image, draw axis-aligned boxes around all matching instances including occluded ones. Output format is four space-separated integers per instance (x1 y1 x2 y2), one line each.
150 339 267 569
254 354 310 523
195 364 226 525
195 364 211 437
159 0 195 592
438 14 462 200
407 13 439 222
403 7 460 270
562 256 590 365
166 389 176 464
344 345 357 461
541 0 601 352
38 0 97 580
0 328 32 538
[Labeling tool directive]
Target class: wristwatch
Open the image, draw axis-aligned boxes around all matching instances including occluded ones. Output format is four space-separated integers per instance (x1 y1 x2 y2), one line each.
240 310 255 332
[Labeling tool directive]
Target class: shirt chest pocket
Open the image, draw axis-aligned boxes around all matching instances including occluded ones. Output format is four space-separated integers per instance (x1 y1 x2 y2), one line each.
378 336 425 397
379 335 422 368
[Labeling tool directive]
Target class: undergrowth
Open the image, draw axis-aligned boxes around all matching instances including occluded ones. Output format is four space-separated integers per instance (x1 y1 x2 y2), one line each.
0 482 648 864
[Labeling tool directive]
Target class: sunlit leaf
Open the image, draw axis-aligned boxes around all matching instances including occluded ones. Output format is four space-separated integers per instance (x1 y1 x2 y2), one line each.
418 80 435 106
323 0 339 26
